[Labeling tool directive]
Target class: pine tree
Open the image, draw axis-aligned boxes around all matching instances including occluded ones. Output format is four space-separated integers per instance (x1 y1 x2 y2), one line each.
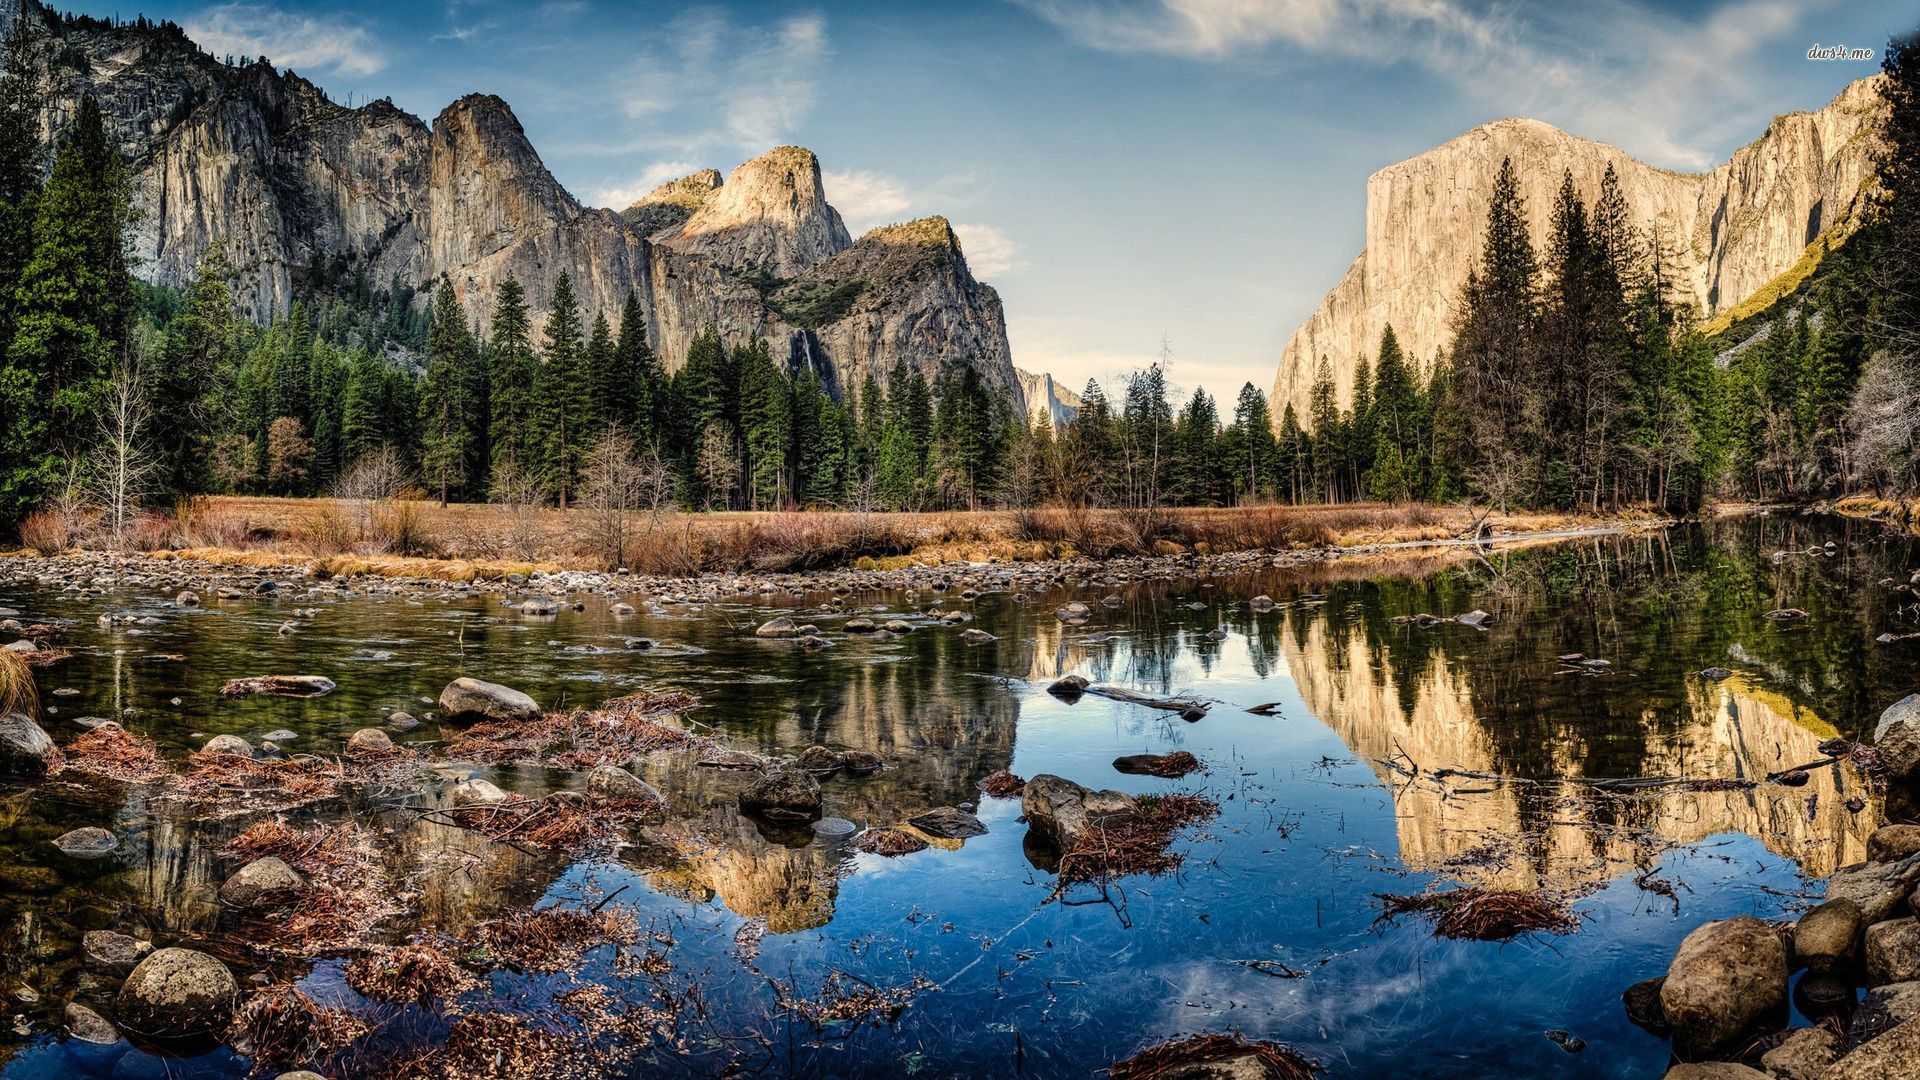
1447 156 1540 510
614 291 663 441
0 2 43 360
736 337 790 508
153 242 240 495
583 310 617 435
931 361 1007 509
532 273 590 506
1168 387 1220 505
487 278 538 479
1229 382 1276 503
419 278 481 504
4 94 134 518
1308 356 1341 502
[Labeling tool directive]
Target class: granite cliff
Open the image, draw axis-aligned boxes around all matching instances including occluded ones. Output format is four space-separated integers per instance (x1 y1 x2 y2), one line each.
5 3 1019 400
1272 77 1886 426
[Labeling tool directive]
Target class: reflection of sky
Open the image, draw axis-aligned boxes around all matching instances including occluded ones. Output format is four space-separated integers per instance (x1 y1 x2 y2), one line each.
4 517 1912 1077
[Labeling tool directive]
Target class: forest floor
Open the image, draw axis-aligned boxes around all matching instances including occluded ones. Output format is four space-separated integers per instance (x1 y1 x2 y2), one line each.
3 497 1674 582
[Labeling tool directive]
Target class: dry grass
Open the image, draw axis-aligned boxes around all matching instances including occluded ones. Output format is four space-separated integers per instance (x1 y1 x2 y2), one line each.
4 494 1662 579
1374 886 1582 941
445 692 700 769
0 648 38 717
1111 1033 1318 1080
233 983 369 1067
61 724 169 782
1058 794 1219 885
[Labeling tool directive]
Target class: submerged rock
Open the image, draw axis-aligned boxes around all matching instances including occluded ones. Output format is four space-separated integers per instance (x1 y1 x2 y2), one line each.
219 856 306 909
449 777 510 807
52 827 118 858
0 713 56 777
115 948 239 1039
811 817 859 839
585 764 662 804
739 766 822 821
908 807 987 840
795 745 844 773
1047 674 1090 698
64 1002 120 1045
439 678 541 724
84 930 152 974
754 616 802 638
1660 917 1787 1056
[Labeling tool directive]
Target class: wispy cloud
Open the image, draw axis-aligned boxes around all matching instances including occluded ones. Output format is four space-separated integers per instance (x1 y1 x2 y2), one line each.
822 170 918 234
953 223 1024 277
1015 0 1834 170
590 159 702 210
613 9 829 152
185 2 386 77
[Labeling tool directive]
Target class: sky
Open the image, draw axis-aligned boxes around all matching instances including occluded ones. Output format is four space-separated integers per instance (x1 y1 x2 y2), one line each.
63 0 1904 407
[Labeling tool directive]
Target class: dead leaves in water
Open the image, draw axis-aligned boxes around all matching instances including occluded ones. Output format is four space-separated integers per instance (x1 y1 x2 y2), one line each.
1374 885 1582 941
1111 1033 1318 1080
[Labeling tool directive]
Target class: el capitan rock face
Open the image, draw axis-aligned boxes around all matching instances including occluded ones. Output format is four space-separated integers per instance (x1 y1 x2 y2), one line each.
1272 77 1886 427
7 4 1018 401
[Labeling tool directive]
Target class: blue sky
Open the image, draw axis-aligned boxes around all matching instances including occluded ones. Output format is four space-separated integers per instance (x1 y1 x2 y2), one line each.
64 0 1903 405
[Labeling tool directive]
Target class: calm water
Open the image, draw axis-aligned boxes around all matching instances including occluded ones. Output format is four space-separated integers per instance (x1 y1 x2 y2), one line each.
2 515 1918 1078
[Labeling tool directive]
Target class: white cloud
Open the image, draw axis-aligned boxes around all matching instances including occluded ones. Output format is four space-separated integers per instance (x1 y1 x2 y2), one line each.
185 2 386 77
953 223 1024 277
590 159 703 210
614 10 830 152
1015 0 1832 171
822 170 918 234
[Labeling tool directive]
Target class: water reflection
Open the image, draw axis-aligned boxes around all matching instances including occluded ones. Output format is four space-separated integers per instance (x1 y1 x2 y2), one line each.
0 514 1915 1078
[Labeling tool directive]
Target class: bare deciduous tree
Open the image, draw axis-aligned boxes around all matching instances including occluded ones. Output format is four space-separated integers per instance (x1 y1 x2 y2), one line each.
90 360 161 550
489 459 548 561
580 428 672 570
332 446 408 543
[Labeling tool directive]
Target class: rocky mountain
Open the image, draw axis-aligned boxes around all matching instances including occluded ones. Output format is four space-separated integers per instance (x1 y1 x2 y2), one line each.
1015 368 1082 430
6 3 1021 402
1272 77 1886 426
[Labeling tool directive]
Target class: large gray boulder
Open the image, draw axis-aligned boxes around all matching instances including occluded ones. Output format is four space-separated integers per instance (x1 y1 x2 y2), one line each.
1880 717 1920 781
1868 918 1920 986
438 678 541 724
1020 774 1138 848
1826 853 1920 925
52 827 119 858
219 856 306 909
114 947 239 1038
1659 916 1788 1056
0 712 56 777
738 766 821 820
1793 897 1864 973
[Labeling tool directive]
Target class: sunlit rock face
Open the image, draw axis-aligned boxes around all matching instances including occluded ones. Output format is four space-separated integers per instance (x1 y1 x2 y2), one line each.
13 10 1018 400
1272 77 1885 426
1281 615 1876 889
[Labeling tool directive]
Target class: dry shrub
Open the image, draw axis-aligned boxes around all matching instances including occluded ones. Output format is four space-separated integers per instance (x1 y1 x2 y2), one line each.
1111 1033 1318 1080
1058 793 1219 885
17 509 74 555
855 828 928 857
124 510 179 551
175 496 256 548
474 907 641 974
298 502 357 555
980 770 1027 798
62 724 168 782
372 495 434 556
0 649 38 717
233 984 368 1067
773 970 937 1027
345 941 477 1006
1374 886 1582 941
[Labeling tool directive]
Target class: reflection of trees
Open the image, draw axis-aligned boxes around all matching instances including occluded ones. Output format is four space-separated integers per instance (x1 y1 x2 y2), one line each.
1278 517 1898 885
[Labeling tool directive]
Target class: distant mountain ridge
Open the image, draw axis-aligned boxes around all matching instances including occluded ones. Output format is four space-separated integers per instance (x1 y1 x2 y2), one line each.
1272 77 1887 428
4 1 1042 408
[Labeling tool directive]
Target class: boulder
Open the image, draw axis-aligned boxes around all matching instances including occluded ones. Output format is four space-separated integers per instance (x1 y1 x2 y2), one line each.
1823 1017 1920 1080
387 711 420 731
907 807 988 840
882 620 913 634
841 749 883 773
610 602 635 616
114 948 239 1039
64 1001 121 1044
1054 601 1093 624
795 745 845 772
1794 897 1864 973
738 766 822 821
219 856 306 909
1758 1026 1837 1080
1020 774 1138 848
1870 825 1920 863
1867 918 1920 986
754 616 802 638
0 713 57 777
1659 916 1788 1056
200 734 254 758
84 930 152 974
1047 675 1090 698
449 777 510 807
1829 854 1920 925
1454 609 1493 627
843 618 877 633
438 678 541 724
1876 694 1920 742
345 728 393 755
1850 980 1920 1040
1880 714 1920 781
959 628 996 645
53 827 118 858
585 764 662 805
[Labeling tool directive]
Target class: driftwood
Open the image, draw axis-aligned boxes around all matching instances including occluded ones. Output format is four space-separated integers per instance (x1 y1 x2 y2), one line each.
1086 685 1208 719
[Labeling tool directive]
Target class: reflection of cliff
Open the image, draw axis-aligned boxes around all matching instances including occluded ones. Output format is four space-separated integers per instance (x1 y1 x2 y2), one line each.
1283 615 1876 888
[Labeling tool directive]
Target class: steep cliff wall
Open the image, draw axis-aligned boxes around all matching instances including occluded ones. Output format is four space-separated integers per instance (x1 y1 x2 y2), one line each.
1272 77 1886 426
11 4 1024 400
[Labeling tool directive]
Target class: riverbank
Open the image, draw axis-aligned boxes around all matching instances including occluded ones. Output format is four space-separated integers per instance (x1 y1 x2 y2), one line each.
3 497 1675 587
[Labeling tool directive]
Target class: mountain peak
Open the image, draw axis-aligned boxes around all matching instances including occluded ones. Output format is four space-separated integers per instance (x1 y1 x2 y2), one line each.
657 145 852 276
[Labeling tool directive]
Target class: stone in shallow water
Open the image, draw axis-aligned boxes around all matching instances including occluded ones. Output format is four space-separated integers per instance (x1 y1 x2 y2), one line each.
115 948 239 1039
0 713 56 777
201 734 253 758
64 1002 120 1045
739 766 821 821
812 817 858 839
1660 916 1787 1056
53 827 118 858
219 856 306 909
439 677 541 724
83 930 152 974
908 807 987 839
